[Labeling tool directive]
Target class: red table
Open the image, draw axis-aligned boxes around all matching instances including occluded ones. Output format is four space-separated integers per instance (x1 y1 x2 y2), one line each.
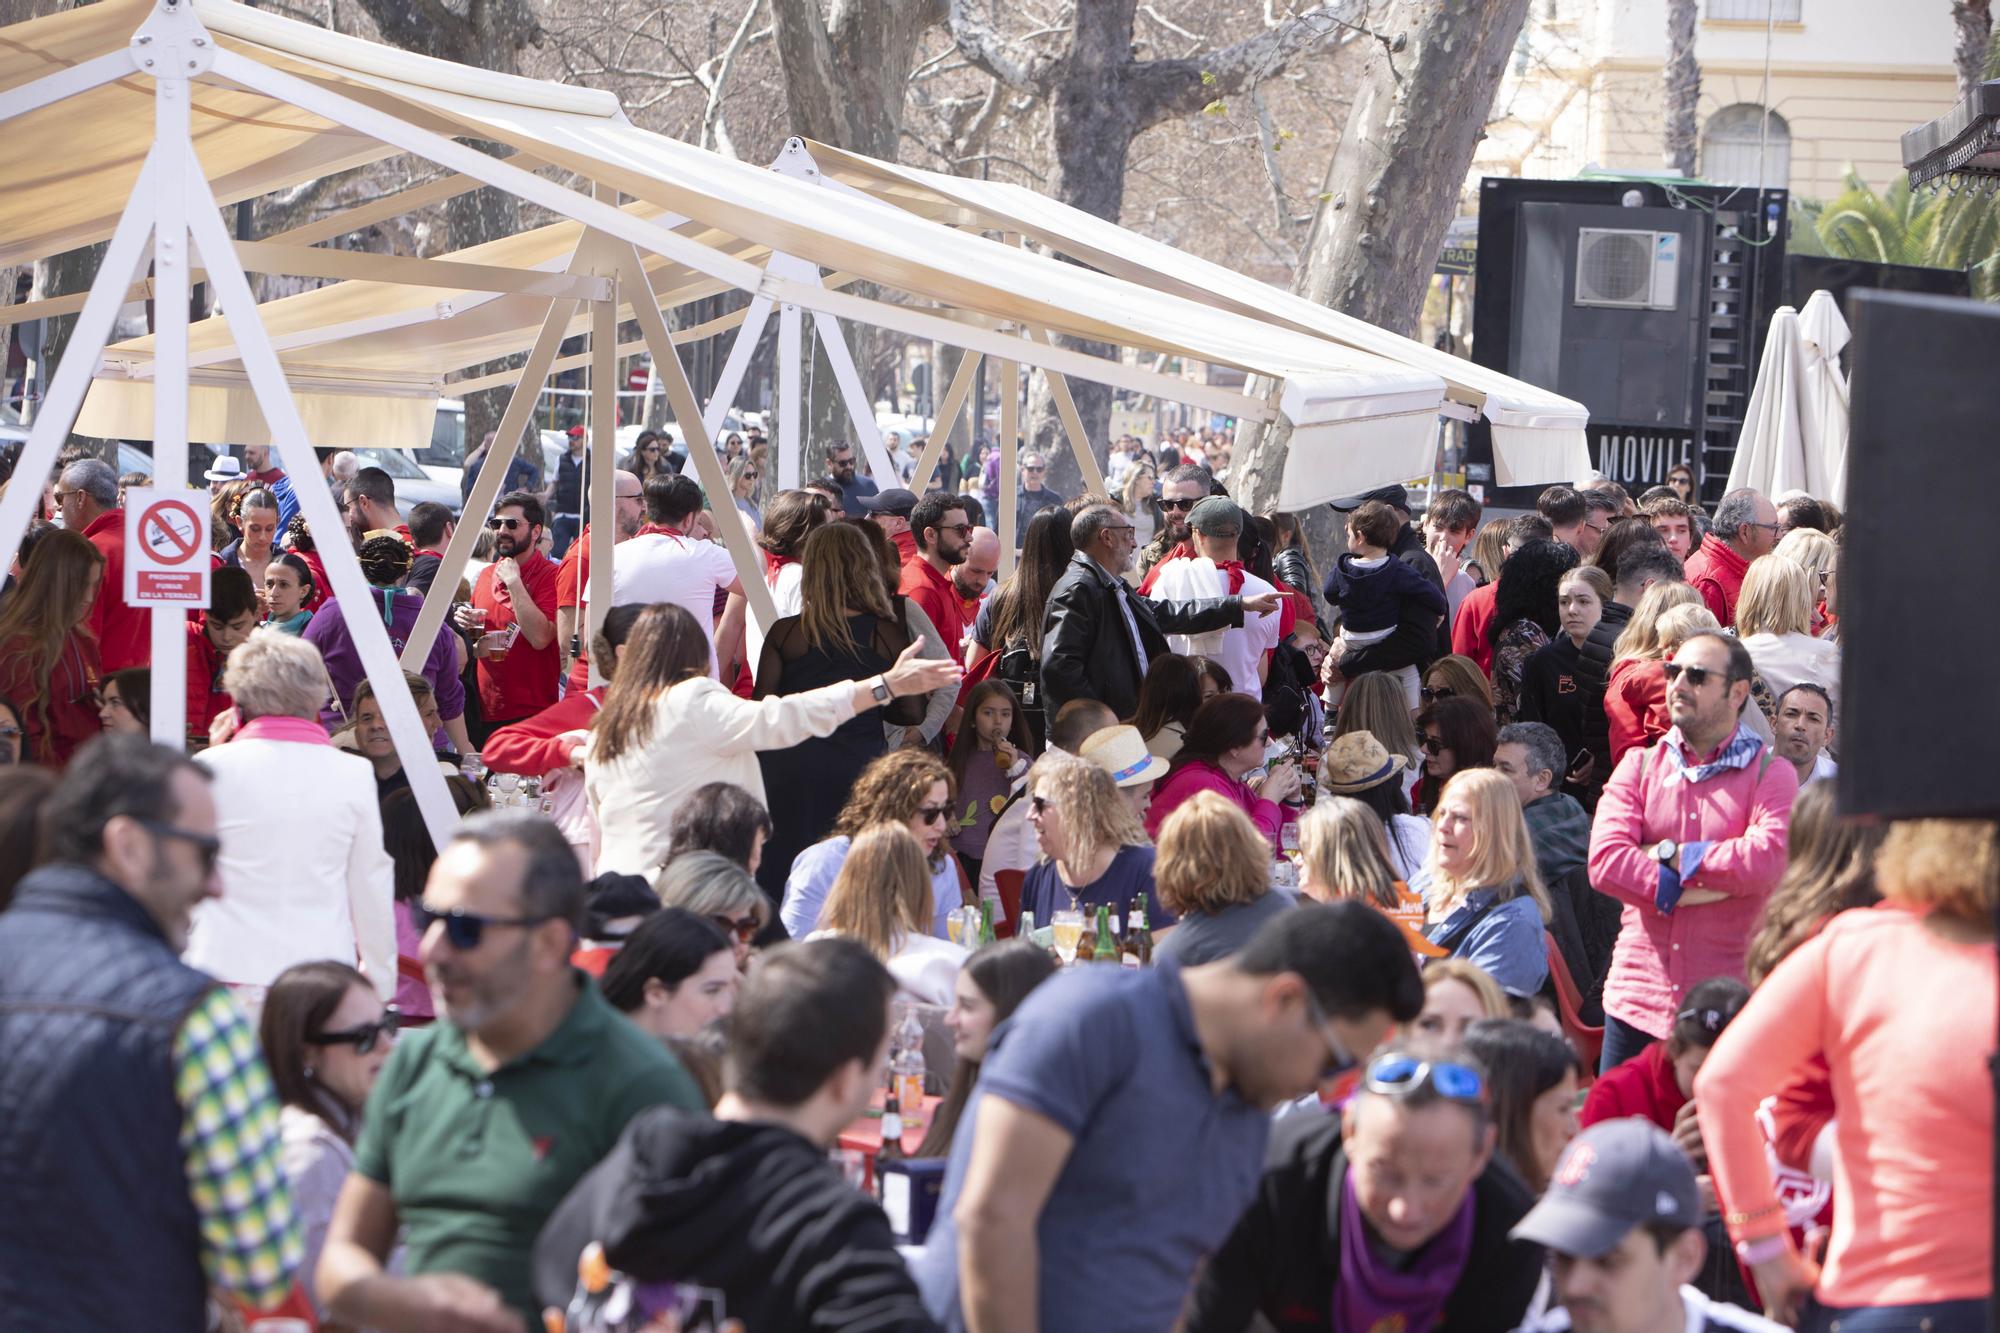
838 1091 944 1191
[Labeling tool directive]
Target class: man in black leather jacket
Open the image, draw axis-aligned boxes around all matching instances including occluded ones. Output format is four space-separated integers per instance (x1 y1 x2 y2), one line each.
1040 503 1280 720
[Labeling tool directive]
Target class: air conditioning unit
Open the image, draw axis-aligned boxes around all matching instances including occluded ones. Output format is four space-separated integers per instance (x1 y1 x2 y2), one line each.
1575 228 1681 310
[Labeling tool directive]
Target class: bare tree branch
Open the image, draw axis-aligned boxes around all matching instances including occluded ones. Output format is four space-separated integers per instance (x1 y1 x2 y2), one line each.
946 0 1063 92
1130 0 1364 130
699 0 768 158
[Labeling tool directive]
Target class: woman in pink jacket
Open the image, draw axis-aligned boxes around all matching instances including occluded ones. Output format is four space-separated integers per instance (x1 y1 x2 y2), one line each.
1144 691 1299 852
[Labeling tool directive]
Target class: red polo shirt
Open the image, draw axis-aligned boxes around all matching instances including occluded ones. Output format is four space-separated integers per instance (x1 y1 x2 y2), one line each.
470 548 561 723
899 554 969 658
82 509 150 674
184 618 232 748
890 527 917 564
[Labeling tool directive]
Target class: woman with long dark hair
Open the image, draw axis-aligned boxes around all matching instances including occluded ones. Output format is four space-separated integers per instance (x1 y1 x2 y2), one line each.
747 488 830 671
1129 652 1204 760
782 747 966 941
259 960 400 1323
0 528 103 768
967 508 1074 747
586 601 957 877
379 776 488 1023
947 679 1032 886
600 908 739 1039
1413 694 1497 815
917 939 1058 1156
1144 691 1298 850
1487 538 1578 725
753 521 931 898
1267 510 1322 621
621 430 667 482
1746 782 1883 986
1461 1018 1583 1193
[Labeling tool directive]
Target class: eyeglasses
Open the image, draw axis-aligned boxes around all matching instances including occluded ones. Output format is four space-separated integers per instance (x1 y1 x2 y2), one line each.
1662 662 1730 688
1419 685 1455 704
308 1008 401 1056
915 804 951 825
1159 498 1197 511
1101 524 1135 535
487 517 525 531
413 901 553 950
1745 521 1782 536
615 491 644 502
1023 466 1047 474
137 819 222 874
1420 734 1444 755
1365 1053 1486 1104
1302 990 1358 1080
709 912 761 944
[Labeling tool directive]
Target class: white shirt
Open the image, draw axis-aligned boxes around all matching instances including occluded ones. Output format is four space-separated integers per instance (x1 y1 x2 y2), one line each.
1802 749 1838 787
187 737 396 1002
1147 556 1281 700
1513 1283 1784 1333
586 675 859 877
602 530 739 676
746 559 805 684
806 929 968 1007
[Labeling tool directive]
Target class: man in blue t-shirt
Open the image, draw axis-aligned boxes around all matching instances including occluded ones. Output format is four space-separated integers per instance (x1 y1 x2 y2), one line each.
914 902 1424 1333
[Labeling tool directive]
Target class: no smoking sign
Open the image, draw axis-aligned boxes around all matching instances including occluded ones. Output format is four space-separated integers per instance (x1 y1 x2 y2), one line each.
124 487 212 607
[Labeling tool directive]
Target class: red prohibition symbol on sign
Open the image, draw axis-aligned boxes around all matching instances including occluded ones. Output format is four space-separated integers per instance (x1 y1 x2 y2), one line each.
140 499 203 564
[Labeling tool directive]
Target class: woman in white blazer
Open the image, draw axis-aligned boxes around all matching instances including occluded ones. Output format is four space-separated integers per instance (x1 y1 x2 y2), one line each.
187 629 397 1010
586 603 961 878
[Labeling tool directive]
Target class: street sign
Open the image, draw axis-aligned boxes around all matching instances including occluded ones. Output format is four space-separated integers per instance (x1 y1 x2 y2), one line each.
124 487 212 607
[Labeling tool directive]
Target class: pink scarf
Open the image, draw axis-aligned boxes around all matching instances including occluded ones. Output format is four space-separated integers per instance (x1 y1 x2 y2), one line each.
233 715 333 746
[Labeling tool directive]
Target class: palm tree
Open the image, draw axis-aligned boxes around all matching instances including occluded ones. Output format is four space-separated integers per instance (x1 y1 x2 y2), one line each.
1793 168 2000 300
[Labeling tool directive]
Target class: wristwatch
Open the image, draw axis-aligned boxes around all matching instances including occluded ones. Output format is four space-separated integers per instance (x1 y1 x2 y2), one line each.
1652 839 1679 865
871 675 894 705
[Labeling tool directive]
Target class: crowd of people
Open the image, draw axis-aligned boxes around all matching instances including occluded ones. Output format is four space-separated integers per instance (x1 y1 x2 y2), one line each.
0 427 1990 1333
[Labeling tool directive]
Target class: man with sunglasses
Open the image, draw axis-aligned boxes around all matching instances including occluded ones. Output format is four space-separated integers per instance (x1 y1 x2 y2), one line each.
1136 463 1213 582
1588 631 1795 1075
461 490 561 747
1185 1046 1544 1333
1014 451 1066 536
824 442 879 517
319 812 704 1332
0 736 304 1328
917 902 1423 1333
1682 488 1779 628
901 490 975 674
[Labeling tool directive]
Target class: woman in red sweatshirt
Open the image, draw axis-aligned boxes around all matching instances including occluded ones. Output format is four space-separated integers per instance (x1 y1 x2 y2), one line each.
0 529 104 768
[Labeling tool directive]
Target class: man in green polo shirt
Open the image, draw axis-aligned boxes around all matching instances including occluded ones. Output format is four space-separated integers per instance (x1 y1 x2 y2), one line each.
318 812 704 1332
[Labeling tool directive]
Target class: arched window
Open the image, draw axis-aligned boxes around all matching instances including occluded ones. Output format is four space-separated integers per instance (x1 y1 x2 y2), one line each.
1702 104 1791 188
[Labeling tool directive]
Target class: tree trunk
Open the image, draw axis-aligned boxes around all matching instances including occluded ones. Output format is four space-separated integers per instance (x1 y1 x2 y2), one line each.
1228 0 1531 565
1663 0 1701 176
1955 0 1995 101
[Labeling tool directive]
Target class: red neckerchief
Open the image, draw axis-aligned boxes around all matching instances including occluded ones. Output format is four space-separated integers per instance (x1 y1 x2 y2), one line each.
763 550 798 588
1213 559 1246 594
1135 541 1194 595
413 547 444 561
639 522 689 545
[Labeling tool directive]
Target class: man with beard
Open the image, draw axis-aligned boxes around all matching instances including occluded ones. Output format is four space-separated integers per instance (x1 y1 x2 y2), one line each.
953 527 1001 644
343 466 404 546
1138 463 1213 581
318 812 702 1333
459 492 560 747
900 490 975 661
825 442 879 517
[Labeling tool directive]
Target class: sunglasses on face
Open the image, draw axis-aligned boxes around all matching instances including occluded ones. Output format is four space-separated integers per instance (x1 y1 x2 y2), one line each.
642 444 661 453
1028 794 1050 816
1365 1054 1487 1104
709 912 761 943
1662 662 1730 688
414 901 553 950
308 1008 401 1056
743 473 761 483
1420 734 1444 756
487 517 526 531
1419 685 1455 703
139 819 221 875
1159 498 1197 511
915 804 951 825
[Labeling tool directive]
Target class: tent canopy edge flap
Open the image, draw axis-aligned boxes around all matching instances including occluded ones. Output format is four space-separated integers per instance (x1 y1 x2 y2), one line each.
1278 413 1442 511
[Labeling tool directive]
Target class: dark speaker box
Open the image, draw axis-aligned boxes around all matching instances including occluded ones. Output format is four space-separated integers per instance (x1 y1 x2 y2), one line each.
1839 289 2000 820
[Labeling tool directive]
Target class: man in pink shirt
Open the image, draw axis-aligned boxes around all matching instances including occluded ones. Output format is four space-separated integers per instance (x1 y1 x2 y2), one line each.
1587 629 1795 1075
1681 487 1779 626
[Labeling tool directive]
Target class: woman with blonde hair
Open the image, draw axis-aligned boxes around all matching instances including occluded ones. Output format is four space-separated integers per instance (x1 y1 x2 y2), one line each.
1699 819 2000 1326
0 529 103 767
1296 796 1441 958
656 850 770 970
811 823 967 1004
1019 749 1169 930
587 602 958 877
1150 791 1291 966
1415 768 1552 997
1332 671 1424 775
754 520 929 896
1604 582 1711 764
1735 555 1840 746
1775 526 1839 637
781 747 967 940
1412 958 1511 1045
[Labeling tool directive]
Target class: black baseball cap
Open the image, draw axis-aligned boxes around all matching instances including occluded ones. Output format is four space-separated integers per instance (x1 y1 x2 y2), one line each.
1329 483 1411 514
1510 1119 1701 1258
860 488 918 517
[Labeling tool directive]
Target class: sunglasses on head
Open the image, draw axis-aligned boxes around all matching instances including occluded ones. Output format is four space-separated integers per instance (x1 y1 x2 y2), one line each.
414 901 553 950
139 819 221 875
308 1008 400 1056
1662 662 1730 688
1420 685 1455 704
487 517 526 531
709 912 761 943
1365 1053 1486 1104
1420 734 1444 755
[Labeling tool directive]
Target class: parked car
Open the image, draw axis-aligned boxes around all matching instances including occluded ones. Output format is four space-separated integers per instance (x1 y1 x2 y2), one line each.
351 446 463 520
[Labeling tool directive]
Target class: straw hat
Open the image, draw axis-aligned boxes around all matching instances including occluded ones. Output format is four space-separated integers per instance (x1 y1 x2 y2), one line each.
1319 732 1409 794
1078 724 1170 788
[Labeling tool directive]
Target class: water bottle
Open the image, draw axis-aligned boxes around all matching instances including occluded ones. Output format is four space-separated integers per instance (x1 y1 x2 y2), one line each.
892 1004 926 1127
